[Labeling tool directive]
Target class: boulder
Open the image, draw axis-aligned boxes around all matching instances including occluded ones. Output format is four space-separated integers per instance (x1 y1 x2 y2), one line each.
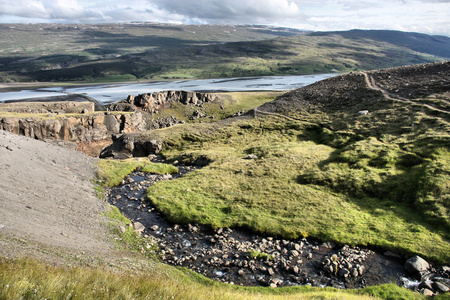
433 281 450 293
405 256 430 276
355 110 369 116
133 222 145 233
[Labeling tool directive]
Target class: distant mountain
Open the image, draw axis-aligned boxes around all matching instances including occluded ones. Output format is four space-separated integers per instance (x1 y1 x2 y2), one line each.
309 29 450 59
0 26 448 83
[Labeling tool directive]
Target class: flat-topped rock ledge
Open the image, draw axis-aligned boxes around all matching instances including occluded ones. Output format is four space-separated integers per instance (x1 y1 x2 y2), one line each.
109 91 218 113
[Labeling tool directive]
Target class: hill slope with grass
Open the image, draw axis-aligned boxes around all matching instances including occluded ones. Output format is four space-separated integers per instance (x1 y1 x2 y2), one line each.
1 26 449 83
2 62 449 299
3 131 391 300
119 61 450 263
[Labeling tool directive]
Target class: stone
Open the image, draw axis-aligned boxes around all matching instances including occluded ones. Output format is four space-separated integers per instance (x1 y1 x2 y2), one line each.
238 269 245 276
325 265 334 274
355 110 369 116
405 256 431 276
133 222 145 233
268 268 275 275
338 268 350 278
422 288 434 296
433 281 450 293
321 241 336 249
150 225 159 231
247 154 258 159
270 278 280 286
119 225 126 234
419 280 434 291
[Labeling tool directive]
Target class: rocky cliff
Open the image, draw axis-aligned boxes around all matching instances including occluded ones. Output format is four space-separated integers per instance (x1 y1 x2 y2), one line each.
0 101 95 114
109 90 218 113
0 111 146 143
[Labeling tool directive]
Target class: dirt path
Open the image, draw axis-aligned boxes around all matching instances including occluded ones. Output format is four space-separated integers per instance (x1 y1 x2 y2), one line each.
361 72 450 115
0 130 114 260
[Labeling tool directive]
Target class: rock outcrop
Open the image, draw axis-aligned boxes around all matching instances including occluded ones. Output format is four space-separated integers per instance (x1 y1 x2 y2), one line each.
100 133 163 159
0 111 146 143
0 101 95 114
109 90 218 113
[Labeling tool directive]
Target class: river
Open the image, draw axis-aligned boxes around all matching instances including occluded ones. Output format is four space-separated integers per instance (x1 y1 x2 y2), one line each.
0 74 337 104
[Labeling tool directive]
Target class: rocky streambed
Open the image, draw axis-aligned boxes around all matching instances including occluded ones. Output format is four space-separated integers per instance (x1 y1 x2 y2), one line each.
105 167 450 295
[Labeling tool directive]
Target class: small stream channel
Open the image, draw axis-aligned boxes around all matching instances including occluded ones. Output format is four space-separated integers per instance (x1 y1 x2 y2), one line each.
105 166 440 291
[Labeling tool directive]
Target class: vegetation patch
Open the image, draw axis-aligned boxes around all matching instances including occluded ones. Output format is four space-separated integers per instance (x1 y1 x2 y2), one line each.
4 256 428 299
96 157 178 187
105 206 159 259
145 115 449 263
247 250 274 261
149 91 283 125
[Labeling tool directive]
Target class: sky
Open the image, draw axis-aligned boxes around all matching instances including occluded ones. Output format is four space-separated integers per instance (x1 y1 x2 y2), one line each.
0 0 449 36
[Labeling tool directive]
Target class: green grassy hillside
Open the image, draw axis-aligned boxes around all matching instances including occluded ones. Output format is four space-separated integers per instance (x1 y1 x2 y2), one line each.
118 61 450 263
1 25 448 83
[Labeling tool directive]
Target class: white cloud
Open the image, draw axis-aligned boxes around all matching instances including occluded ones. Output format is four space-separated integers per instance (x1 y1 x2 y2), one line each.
0 0 101 21
0 0 449 36
150 0 305 24
0 0 47 19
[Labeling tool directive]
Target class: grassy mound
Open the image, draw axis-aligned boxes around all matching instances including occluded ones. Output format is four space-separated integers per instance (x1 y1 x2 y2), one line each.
146 117 449 263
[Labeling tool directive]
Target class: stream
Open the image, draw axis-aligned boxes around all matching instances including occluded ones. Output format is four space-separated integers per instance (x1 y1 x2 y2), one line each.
104 166 436 290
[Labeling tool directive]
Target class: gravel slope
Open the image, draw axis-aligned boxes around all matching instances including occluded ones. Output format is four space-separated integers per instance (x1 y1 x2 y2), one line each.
0 130 113 259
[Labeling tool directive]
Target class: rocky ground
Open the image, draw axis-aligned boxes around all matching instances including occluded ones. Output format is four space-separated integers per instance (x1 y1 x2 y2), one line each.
0 130 114 261
106 169 450 295
258 61 450 116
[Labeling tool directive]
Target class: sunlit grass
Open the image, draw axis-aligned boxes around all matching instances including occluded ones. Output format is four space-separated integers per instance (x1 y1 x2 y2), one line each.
96 157 178 187
145 117 450 263
6 257 429 299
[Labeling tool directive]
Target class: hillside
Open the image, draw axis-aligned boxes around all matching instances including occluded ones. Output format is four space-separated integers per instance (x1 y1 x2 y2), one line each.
0 23 305 83
1 26 448 83
102 61 449 264
1 61 450 298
